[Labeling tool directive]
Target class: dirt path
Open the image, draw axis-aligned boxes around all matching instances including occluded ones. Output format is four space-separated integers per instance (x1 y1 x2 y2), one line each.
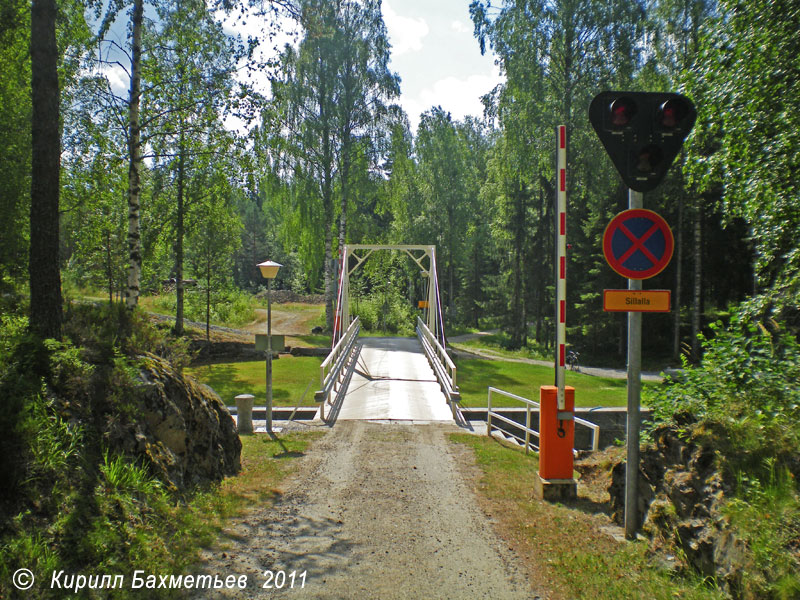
450 337 664 382
197 422 536 599
240 308 318 336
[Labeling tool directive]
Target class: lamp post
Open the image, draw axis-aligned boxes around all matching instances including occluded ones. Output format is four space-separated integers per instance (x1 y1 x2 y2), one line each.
257 260 282 434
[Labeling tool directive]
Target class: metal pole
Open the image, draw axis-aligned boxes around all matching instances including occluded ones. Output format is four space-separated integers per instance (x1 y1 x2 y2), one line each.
625 188 643 539
266 278 273 435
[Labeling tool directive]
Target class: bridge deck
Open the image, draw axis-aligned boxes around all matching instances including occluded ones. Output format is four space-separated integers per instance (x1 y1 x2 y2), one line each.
336 337 454 421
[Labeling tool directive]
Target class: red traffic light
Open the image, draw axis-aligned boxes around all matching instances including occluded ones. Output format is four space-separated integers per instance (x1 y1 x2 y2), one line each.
609 97 636 128
657 98 690 130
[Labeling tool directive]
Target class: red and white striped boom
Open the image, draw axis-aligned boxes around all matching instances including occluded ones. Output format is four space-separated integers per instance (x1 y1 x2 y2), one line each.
556 125 567 410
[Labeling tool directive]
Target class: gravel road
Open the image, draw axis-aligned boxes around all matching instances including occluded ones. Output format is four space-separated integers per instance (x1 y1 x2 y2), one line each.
196 421 536 599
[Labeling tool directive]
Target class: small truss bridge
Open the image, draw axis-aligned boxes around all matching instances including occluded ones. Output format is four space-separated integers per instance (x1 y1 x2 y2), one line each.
316 245 461 424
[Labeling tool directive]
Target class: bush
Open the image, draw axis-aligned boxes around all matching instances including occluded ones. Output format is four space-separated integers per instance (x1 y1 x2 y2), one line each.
647 314 800 598
352 290 417 335
152 287 256 329
0 304 226 599
649 314 800 441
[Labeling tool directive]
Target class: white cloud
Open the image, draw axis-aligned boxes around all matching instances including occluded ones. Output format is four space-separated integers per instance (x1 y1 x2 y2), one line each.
450 20 471 34
415 65 503 125
383 2 429 56
98 63 129 96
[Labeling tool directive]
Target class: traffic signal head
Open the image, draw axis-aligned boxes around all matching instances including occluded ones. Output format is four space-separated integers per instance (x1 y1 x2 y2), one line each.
589 91 696 192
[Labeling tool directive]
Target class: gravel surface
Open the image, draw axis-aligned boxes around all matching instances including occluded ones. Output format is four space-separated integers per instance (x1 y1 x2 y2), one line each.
196 421 536 599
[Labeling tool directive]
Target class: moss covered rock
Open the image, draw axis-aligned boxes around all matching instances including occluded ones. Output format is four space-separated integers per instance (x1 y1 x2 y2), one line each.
106 353 241 491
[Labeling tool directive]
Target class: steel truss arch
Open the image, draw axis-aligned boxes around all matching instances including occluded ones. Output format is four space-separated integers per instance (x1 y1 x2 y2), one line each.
333 245 444 347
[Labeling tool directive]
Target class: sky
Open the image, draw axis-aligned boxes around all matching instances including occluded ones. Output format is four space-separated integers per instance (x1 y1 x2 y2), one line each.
380 0 503 131
98 1 504 135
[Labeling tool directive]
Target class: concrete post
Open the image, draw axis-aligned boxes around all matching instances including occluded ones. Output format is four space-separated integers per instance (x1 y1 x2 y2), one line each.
235 394 255 434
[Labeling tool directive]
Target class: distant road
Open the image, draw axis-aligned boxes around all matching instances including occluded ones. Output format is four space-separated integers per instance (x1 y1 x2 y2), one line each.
449 331 664 382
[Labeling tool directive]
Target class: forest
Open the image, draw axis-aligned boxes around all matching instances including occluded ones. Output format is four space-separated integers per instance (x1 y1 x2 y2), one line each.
3 0 797 362
2 1 799 597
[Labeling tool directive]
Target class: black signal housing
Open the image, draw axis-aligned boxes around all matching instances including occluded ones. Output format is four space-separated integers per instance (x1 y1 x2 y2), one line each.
589 91 696 192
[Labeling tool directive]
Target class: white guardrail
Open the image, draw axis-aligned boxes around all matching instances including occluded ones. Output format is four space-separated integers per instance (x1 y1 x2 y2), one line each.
416 317 460 416
315 317 360 418
487 387 600 454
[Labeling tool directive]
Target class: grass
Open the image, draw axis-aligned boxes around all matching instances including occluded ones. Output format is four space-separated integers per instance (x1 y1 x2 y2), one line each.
186 356 324 406
289 334 332 348
0 429 321 599
456 356 653 408
449 433 724 600
451 334 550 361
215 431 324 509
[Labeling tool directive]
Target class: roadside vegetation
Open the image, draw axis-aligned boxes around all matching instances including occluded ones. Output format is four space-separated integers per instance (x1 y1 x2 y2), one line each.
645 315 800 598
450 433 723 600
0 299 318 599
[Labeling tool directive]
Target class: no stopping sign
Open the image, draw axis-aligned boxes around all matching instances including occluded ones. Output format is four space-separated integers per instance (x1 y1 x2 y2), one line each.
602 209 674 280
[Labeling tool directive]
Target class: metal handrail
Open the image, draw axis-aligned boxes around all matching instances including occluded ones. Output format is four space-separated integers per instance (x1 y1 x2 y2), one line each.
574 415 601 452
487 387 600 454
316 317 360 405
416 316 457 389
488 387 540 454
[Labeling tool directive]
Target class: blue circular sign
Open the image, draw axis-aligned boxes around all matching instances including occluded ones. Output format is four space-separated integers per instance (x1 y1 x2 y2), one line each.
603 209 674 279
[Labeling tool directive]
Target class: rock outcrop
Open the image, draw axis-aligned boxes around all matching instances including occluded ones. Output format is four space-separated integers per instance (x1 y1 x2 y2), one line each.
105 353 241 491
609 419 751 597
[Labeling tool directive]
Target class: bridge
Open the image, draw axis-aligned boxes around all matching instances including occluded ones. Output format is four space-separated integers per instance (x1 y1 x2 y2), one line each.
315 245 463 424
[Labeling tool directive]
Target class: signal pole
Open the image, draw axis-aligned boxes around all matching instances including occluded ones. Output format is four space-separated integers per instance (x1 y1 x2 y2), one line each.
589 90 696 538
625 189 643 540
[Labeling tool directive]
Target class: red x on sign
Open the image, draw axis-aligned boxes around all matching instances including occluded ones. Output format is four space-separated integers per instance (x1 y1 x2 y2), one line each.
603 209 674 280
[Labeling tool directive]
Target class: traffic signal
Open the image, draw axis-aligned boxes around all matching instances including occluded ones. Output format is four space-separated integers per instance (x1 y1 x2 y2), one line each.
588 91 696 193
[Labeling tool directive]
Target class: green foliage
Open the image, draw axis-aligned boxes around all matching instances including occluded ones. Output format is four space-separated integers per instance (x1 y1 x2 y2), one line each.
684 0 800 317
24 394 85 482
153 286 255 329
649 315 800 442
352 290 416 335
648 314 800 598
724 461 800 599
63 302 193 369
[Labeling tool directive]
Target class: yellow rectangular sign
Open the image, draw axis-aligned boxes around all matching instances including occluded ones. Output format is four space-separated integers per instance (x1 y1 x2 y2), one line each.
418 301 429 309
603 289 671 313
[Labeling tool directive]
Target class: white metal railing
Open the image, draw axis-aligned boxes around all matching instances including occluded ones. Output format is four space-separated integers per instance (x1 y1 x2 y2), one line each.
488 387 541 454
416 317 457 388
487 387 600 453
416 317 460 415
315 317 360 412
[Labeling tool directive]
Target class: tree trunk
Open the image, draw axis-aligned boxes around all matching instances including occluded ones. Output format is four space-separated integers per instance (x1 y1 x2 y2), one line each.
324 227 333 331
174 128 186 336
106 230 113 305
338 136 351 265
672 194 684 360
206 261 211 341
29 0 62 340
691 200 703 360
125 0 144 311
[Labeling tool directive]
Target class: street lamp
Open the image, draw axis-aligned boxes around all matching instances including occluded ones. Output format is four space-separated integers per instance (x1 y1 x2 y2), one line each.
257 260 282 434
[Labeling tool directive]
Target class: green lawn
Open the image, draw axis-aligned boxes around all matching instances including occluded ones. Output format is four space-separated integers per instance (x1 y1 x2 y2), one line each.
187 348 648 409
456 357 652 408
186 355 323 407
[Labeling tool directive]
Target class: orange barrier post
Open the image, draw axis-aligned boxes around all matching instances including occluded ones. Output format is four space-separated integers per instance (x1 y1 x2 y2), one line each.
535 385 577 500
